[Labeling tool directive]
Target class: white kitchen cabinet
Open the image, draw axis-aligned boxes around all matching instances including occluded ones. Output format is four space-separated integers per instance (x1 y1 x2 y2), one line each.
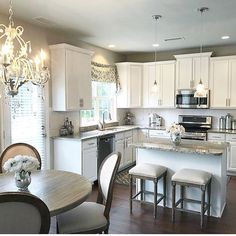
208 132 236 175
226 134 236 174
210 56 236 108
148 129 169 140
175 52 212 90
50 43 93 111
138 129 149 142
54 139 82 174
82 138 97 182
114 130 134 170
143 61 175 108
116 63 143 108
53 137 97 182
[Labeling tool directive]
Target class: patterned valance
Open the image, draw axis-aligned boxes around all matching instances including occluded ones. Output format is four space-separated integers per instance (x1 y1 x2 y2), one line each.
91 61 119 83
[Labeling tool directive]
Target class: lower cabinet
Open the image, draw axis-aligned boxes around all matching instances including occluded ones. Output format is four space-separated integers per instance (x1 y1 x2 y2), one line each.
82 138 97 182
208 132 236 175
114 130 134 170
53 137 97 182
226 134 236 173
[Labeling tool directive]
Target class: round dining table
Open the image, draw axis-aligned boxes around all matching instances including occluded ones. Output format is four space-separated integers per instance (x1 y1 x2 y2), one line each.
0 170 92 216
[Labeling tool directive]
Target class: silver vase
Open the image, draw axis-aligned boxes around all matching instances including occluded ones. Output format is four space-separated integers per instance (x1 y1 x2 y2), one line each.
15 171 31 191
171 133 181 146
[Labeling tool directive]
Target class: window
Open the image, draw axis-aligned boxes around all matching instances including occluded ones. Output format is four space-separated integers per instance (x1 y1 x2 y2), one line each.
5 83 47 169
80 81 117 126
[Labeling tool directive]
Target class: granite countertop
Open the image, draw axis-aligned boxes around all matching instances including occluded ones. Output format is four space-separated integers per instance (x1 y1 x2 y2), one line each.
208 129 236 134
53 125 139 140
130 139 228 156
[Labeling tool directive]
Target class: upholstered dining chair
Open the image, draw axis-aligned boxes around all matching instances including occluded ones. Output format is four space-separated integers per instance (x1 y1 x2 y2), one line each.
57 152 121 234
0 142 41 173
0 191 50 234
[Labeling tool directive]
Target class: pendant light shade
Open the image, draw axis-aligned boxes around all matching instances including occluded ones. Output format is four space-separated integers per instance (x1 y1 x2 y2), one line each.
152 15 161 94
194 7 209 98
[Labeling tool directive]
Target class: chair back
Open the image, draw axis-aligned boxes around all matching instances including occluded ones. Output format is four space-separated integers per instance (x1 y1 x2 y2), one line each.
97 152 121 219
0 192 50 234
0 143 41 173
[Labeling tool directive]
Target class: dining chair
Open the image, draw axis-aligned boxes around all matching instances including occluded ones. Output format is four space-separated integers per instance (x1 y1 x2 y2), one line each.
0 142 41 173
0 191 51 234
56 152 121 234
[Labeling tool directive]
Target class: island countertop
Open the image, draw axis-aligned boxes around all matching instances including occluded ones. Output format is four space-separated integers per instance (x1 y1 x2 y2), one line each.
130 139 228 156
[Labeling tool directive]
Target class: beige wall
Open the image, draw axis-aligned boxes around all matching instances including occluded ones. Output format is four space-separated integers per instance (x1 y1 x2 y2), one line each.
126 44 236 62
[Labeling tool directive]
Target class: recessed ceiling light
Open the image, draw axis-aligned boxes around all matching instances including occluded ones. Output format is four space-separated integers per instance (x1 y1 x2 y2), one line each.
108 44 115 48
221 35 230 40
152 43 159 47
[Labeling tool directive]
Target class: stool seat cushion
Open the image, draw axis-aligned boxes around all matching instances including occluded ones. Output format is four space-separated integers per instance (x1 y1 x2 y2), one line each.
129 163 167 178
172 168 211 185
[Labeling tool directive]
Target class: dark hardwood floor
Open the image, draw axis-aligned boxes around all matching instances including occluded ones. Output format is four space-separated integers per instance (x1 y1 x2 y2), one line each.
50 176 236 234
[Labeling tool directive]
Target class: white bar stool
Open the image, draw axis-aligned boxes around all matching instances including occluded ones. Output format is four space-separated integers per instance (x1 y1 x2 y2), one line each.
171 168 212 228
129 163 167 218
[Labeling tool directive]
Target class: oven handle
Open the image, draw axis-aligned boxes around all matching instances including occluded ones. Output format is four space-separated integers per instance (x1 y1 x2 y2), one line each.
181 137 206 141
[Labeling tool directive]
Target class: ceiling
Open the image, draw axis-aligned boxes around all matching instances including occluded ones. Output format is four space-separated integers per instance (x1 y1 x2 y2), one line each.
0 0 235 53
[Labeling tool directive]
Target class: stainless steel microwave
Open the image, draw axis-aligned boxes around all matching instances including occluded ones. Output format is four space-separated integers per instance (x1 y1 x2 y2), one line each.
176 89 210 109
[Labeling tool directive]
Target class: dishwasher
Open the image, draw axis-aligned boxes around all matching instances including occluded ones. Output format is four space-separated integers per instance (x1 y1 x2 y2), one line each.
97 134 114 173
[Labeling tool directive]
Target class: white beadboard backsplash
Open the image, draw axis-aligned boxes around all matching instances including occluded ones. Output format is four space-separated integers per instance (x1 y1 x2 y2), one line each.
117 108 236 129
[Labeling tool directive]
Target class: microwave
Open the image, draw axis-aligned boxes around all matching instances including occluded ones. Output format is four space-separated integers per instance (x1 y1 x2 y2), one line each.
176 89 210 109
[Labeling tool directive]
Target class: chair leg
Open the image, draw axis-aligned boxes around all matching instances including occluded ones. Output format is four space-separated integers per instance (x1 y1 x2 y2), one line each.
207 179 211 217
180 185 184 209
172 182 176 223
129 175 133 214
104 228 109 234
140 179 144 201
154 179 157 219
201 187 206 229
163 172 167 207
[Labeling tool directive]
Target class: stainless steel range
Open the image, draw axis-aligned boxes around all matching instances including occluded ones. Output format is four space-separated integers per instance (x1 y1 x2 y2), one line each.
178 115 212 141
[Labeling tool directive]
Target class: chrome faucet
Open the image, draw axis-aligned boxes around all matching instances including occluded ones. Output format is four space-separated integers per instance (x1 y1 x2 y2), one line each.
98 111 112 130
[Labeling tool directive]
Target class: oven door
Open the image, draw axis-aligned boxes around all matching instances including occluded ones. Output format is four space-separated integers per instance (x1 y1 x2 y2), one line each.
181 132 207 141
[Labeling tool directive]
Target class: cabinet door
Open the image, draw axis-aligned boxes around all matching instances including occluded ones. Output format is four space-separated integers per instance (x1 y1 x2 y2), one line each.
193 56 209 89
125 137 133 165
228 143 236 172
82 147 97 181
116 64 128 108
176 58 193 89
210 59 229 108
229 59 236 108
66 50 81 111
129 64 142 107
54 139 82 174
143 62 161 108
160 63 175 107
115 139 125 169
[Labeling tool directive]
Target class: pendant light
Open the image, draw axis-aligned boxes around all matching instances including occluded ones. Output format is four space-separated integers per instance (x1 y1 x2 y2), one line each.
194 7 209 98
151 15 162 93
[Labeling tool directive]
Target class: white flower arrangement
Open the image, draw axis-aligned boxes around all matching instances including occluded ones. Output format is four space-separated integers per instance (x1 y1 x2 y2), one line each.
167 123 185 136
3 155 40 174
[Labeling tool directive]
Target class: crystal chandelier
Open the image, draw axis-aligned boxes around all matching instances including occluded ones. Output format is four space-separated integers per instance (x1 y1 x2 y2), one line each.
194 7 209 98
0 0 49 97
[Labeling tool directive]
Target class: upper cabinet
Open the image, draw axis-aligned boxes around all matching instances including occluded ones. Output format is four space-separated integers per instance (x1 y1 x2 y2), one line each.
174 52 212 90
50 44 94 111
210 56 236 108
116 62 143 108
143 61 176 108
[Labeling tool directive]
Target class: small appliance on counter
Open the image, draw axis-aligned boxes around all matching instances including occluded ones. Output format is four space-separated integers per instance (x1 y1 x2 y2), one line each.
148 113 162 127
124 112 135 125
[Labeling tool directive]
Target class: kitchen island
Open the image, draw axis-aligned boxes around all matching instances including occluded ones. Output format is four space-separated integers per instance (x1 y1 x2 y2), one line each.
130 139 228 217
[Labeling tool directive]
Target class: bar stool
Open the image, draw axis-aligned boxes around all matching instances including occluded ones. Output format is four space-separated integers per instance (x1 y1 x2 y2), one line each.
129 163 167 218
171 168 212 228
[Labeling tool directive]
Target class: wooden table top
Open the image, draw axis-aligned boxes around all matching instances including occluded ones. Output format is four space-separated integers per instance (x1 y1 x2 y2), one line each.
0 170 92 216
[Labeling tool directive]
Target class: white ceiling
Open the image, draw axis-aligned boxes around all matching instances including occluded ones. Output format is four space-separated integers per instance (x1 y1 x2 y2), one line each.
0 0 235 53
